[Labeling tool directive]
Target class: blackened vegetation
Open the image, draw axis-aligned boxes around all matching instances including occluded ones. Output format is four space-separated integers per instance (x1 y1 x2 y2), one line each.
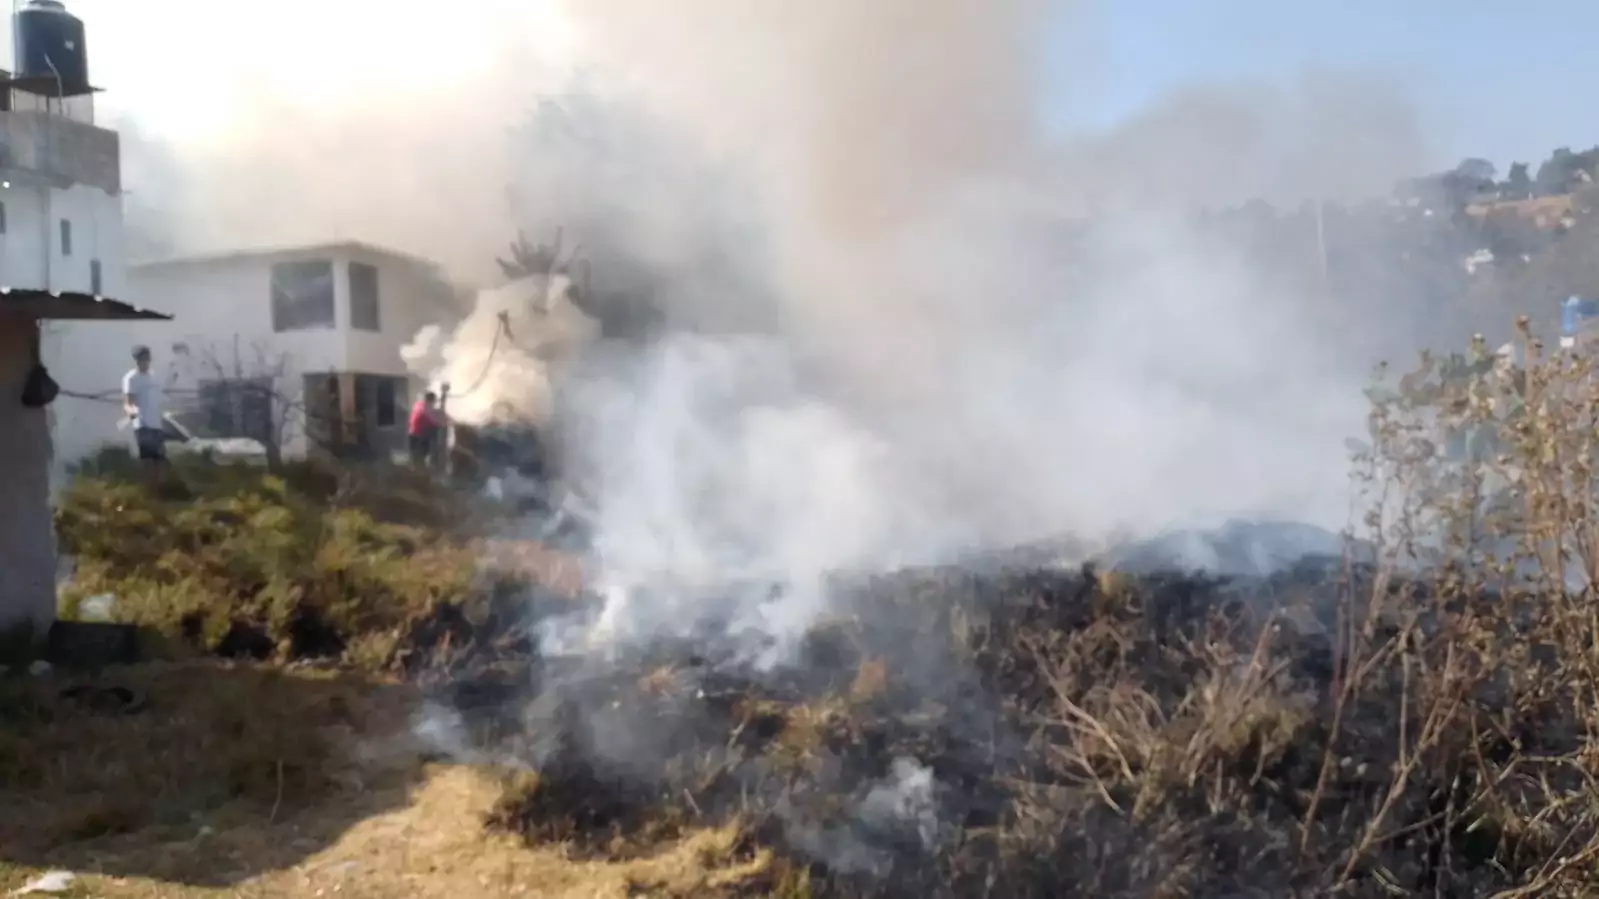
417 556 1599 898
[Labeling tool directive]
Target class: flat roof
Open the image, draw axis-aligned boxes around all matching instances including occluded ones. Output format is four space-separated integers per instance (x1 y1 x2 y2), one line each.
0 288 171 321
130 240 447 274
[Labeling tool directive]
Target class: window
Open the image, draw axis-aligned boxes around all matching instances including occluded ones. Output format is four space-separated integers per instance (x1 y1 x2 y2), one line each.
59 219 71 256
0 201 8 234
270 259 335 332
348 262 380 332
375 377 397 427
353 373 405 430
196 378 274 444
89 259 101 295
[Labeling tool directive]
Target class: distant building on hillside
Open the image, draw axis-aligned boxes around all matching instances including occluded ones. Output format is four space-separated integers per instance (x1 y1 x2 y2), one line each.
1466 194 1580 231
45 241 460 469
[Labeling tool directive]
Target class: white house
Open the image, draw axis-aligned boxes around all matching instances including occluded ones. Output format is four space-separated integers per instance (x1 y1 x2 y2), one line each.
0 0 173 631
46 240 461 469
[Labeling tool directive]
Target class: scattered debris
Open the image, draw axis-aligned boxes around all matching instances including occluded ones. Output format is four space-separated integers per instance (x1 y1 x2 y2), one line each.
77 593 115 622
10 870 75 895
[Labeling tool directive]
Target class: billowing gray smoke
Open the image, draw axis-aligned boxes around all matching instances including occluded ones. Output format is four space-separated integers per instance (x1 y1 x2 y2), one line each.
506 0 1426 660
104 1 1435 656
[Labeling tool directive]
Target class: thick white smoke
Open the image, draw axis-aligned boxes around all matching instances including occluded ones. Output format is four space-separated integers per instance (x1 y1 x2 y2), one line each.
103 0 1440 661
492 0 1425 661
401 273 597 426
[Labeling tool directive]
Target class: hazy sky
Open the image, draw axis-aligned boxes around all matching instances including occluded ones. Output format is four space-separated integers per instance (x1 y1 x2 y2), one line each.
27 0 1589 180
1049 0 1588 169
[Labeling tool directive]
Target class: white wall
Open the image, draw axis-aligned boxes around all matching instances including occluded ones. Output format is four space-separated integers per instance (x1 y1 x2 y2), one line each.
0 182 125 298
342 247 448 377
44 245 455 472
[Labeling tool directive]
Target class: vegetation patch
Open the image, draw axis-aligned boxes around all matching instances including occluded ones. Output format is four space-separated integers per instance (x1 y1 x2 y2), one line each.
52 453 579 673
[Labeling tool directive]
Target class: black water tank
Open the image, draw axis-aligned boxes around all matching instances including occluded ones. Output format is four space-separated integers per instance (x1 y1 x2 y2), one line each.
15 0 89 96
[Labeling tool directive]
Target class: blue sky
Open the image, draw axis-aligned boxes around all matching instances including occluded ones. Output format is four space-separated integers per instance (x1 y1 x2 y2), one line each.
44 0 1596 181
1046 0 1591 171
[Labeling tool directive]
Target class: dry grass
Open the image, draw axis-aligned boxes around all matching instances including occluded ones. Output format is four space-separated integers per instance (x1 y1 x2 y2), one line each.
0 744 759 899
0 663 411 851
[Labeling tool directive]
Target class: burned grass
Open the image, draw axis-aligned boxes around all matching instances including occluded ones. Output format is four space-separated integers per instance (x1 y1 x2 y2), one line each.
441 560 1599 898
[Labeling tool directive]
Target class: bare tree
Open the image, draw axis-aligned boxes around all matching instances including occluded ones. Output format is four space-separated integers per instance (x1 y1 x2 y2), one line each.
174 337 349 470
495 226 664 339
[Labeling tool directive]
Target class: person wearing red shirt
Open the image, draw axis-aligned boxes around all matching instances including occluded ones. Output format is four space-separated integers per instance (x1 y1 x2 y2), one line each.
407 388 449 470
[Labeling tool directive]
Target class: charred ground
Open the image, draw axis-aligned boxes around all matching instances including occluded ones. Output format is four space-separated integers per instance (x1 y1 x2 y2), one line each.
403 553 1589 899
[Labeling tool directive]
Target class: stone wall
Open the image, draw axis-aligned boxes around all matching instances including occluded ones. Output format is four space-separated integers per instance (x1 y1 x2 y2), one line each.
0 314 56 633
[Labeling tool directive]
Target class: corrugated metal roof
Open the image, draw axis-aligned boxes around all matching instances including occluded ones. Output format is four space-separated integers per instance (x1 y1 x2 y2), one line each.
0 287 171 320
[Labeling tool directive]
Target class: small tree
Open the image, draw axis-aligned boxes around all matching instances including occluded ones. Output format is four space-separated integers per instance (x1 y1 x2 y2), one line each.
495 227 664 340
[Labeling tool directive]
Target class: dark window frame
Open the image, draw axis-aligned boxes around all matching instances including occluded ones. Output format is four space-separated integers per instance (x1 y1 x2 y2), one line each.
348 261 381 332
353 373 405 431
374 377 398 427
270 259 336 332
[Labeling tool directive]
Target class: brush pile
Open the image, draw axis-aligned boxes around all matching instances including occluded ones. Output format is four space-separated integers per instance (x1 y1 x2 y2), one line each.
426 552 1599 898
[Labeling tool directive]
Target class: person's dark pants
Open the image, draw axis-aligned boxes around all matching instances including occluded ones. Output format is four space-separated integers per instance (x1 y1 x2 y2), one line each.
134 427 166 462
408 431 435 469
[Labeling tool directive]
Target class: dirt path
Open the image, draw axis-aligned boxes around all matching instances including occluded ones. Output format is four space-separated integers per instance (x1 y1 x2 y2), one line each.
0 664 765 898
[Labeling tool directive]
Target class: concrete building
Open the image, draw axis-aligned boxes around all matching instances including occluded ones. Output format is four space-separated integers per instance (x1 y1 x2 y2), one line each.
46 241 460 468
0 0 172 631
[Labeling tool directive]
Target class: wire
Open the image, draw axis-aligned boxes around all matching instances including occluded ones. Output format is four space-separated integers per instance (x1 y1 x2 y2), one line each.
58 388 120 405
445 312 511 401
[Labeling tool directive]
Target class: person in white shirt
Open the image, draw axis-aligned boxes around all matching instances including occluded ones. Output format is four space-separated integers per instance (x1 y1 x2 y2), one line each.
122 344 166 485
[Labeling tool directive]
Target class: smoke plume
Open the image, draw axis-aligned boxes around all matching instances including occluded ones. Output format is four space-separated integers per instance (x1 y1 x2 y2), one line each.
105 1 1443 655
401 273 597 426
512 0 1432 633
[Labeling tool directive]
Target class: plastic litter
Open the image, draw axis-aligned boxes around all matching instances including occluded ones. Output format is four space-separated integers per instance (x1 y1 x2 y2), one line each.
11 870 76 895
79 593 116 622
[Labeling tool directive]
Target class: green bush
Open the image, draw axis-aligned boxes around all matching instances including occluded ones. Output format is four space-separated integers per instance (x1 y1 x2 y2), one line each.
53 457 487 669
